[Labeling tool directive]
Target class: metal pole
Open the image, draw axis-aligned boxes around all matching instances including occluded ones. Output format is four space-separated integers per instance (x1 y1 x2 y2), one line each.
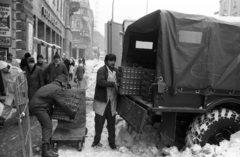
112 0 115 21
146 0 148 14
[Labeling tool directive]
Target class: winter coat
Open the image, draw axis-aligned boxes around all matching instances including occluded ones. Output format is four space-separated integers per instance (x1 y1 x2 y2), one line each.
23 65 44 100
20 58 28 69
29 81 75 117
37 62 48 84
75 65 85 80
94 65 119 103
45 62 68 83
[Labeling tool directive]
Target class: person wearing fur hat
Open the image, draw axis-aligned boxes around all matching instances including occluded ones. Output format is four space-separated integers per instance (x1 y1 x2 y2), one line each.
0 60 22 127
23 57 44 101
29 74 76 157
45 53 68 84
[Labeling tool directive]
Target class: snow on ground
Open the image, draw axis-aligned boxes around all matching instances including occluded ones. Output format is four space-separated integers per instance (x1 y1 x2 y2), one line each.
58 59 240 157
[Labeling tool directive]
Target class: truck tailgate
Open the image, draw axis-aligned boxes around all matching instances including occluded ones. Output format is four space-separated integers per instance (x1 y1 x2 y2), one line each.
117 96 147 133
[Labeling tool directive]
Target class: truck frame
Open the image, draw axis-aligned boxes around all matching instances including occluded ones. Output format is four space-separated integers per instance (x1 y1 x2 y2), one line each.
117 10 240 147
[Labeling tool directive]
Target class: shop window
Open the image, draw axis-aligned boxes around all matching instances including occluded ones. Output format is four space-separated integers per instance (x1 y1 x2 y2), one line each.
135 41 153 49
178 30 203 44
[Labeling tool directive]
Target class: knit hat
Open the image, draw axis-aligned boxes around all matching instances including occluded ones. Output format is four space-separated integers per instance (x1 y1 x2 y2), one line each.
55 74 68 83
27 57 35 63
0 61 8 70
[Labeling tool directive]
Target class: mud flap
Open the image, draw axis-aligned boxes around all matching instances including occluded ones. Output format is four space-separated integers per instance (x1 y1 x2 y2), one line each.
161 112 177 145
117 96 147 133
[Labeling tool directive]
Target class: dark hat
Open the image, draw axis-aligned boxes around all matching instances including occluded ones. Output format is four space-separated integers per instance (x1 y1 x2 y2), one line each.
27 57 35 63
54 53 61 59
24 53 31 58
55 74 68 83
37 54 43 59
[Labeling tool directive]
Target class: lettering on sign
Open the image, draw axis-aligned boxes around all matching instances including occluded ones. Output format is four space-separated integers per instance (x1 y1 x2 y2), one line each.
42 6 58 27
0 3 11 37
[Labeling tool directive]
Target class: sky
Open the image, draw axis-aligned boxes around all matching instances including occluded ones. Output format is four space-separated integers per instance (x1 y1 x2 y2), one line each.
88 0 220 36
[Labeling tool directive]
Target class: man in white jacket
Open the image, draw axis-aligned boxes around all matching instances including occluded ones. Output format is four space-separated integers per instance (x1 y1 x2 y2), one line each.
0 60 22 127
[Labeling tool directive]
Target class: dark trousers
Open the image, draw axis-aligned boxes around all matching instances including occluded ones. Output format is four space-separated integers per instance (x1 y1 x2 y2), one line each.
94 101 116 144
0 72 5 92
34 110 52 144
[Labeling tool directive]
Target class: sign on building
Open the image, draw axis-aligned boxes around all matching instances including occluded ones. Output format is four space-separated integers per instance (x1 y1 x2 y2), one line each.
0 3 11 37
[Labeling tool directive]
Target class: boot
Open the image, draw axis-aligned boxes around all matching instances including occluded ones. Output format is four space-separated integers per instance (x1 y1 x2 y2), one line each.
41 143 58 157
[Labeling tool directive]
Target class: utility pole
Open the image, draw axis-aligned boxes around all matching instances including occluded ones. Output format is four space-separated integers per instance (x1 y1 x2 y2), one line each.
146 0 148 14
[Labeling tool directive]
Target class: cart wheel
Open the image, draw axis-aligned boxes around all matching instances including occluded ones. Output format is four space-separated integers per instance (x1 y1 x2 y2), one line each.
77 141 83 151
82 137 85 143
85 127 88 135
53 142 58 151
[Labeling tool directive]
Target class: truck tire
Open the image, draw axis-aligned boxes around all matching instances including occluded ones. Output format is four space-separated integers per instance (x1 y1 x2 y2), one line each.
186 108 240 147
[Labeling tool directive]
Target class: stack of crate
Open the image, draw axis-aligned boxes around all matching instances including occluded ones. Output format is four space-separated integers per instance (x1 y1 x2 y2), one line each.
118 67 144 95
52 96 81 123
141 69 155 101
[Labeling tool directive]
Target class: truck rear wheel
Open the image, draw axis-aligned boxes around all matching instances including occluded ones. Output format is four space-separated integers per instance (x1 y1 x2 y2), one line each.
186 108 240 147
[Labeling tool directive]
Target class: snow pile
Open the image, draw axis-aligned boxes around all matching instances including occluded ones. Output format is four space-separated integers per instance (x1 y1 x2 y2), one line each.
161 131 240 157
116 122 161 157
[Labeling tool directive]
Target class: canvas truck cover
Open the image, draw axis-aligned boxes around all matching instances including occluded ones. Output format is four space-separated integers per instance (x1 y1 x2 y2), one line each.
122 10 240 93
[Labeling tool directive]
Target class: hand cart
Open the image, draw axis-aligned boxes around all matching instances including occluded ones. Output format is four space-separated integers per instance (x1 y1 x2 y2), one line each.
51 89 87 151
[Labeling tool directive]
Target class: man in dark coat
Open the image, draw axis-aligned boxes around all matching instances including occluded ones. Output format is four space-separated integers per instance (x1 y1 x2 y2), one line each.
29 74 76 157
20 52 31 69
92 54 119 150
23 57 44 101
36 54 48 85
75 60 85 88
45 54 68 84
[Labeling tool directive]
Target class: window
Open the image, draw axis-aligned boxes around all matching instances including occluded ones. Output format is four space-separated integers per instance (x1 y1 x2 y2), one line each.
135 41 153 49
233 0 238 8
179 30 203 44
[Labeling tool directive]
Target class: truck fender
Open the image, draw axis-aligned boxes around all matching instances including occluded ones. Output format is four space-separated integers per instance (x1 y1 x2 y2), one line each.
206 98 240 111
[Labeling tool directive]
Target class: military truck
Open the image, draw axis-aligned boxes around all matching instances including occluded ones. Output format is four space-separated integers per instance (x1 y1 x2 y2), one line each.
117 10 240 147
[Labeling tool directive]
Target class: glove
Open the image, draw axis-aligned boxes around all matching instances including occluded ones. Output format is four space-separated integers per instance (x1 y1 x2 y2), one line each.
69 112 76 120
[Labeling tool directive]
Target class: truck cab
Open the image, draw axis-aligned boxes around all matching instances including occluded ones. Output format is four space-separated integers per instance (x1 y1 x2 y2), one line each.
117 10 240 147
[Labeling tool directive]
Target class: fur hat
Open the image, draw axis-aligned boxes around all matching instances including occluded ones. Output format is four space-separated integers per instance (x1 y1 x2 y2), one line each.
0 61 8 70
53 53 61 59
27 57 35 63
55 74 68 83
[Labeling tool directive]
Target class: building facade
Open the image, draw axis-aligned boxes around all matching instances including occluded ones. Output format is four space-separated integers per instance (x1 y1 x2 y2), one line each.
71 0 94 59
0 0 79 64
220 0 240 16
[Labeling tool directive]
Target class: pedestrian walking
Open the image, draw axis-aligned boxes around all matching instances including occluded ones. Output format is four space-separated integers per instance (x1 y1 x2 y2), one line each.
36 54 48 85
45 53 68 84
23 57 44 101
7 52 19 67
0 61 22 127
82 57 86 67
29 74 76 157
74 60 85 89
69 65 74 81
20 52 31 69
92 54 119 149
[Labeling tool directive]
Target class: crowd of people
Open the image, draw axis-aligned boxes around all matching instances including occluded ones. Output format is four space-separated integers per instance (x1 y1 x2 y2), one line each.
0 52 120 157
